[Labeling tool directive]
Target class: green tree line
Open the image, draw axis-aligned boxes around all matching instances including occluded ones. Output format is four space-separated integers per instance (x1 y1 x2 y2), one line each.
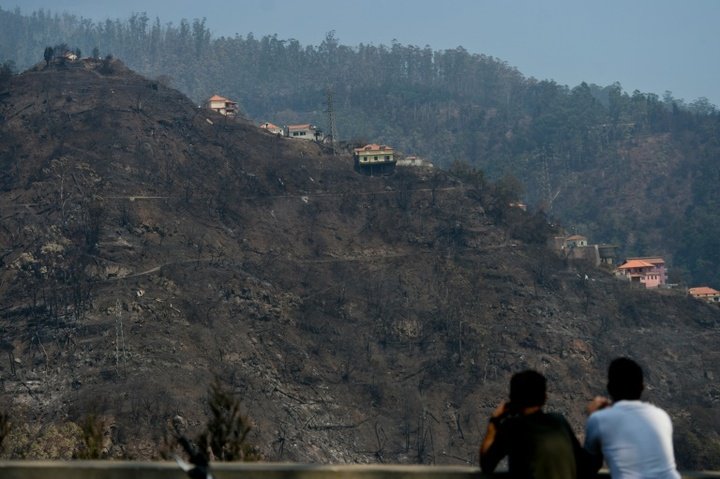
1 7 719 286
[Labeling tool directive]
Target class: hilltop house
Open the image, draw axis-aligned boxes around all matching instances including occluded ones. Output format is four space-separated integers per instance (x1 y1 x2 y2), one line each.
354 144 395 165
552 234 589 252
550 233 608 266
259 122 283 135
565 234 588 248
354 144 396 175
688 286 720 303
286 124 322 141
206 94 238 117
616 257 667 288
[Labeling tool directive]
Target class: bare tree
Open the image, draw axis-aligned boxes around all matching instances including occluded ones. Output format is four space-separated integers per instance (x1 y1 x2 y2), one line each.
43 46 54 66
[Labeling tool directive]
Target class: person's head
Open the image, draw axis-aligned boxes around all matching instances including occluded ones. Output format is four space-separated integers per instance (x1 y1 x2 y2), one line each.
607 357 644 401
509 370 547 409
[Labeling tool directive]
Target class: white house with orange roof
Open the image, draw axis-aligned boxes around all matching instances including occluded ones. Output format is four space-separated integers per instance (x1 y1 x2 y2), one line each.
616 257 667 288
259 121 283 135
354 144 395 166
552 234 589 252
286 124 322 141
688 286 720 303
206 94 238 117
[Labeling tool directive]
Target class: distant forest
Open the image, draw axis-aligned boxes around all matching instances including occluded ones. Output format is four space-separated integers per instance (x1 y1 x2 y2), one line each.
1 7 719 287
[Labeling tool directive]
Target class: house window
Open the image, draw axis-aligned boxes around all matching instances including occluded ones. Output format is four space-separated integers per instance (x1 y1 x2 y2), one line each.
385 155 390 160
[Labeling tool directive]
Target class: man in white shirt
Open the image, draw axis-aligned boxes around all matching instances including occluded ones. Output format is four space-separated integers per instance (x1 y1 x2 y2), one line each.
584 357 680 479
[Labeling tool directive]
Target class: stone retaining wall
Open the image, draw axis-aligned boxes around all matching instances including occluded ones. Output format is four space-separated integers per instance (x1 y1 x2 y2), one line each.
1 462 719 479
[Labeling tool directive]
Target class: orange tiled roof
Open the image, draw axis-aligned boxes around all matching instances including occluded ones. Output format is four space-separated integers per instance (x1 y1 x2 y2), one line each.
566 235 587 241
627 257 665 265
287 124 313 130
354 144 394 153
260 122 281 130
208 94 229 102
618 259 655 269
689 286 720 296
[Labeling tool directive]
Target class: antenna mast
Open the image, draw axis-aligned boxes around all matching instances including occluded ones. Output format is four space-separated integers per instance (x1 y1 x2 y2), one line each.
541 151 551 211
325 86 338 157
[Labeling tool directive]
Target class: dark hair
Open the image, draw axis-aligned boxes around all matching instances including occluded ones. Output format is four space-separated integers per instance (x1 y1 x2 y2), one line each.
607 357 644 400
510 370 546 408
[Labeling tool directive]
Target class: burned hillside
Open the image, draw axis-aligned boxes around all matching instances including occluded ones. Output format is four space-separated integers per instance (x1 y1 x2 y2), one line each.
0 60 719 467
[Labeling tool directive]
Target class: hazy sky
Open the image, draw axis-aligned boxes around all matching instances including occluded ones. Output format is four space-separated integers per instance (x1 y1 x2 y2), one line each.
3 0 719 106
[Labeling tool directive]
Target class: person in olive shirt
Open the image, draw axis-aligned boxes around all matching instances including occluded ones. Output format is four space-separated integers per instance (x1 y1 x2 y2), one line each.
480 370 587 479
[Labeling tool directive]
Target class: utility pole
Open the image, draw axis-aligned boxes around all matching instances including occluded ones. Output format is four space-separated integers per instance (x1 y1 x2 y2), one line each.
325 86 339 157
541 150 551 211
533 148 555 212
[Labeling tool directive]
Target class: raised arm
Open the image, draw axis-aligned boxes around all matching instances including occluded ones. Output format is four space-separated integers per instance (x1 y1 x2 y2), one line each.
479 401 509 472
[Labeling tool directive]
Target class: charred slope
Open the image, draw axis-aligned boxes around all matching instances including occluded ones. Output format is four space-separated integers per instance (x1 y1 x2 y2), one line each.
0 60 719 467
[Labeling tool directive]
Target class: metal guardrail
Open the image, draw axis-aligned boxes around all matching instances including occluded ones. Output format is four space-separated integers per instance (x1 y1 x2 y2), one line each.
1 462 720 479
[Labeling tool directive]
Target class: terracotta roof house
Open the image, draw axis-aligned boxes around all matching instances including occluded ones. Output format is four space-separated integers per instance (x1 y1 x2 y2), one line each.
552 234 590 251
633 257 668 285
353 144 395 165
616 257 667 288
259 122 283 135
353 144 396 175
286 124 321 141
206 94 238 117
688 286 720 303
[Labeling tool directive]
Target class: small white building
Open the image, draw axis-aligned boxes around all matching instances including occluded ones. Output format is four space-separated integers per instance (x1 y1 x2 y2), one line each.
286 124 322 141
565 235 588 248
396 156 433 168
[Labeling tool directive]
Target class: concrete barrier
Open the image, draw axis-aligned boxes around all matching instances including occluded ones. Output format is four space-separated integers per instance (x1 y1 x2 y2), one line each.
1 461 719 479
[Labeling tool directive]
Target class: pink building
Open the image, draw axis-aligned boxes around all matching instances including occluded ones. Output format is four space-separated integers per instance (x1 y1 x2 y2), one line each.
616 257 667 288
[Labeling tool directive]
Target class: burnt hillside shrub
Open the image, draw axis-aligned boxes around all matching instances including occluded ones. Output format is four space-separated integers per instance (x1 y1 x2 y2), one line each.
509 210 557 245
